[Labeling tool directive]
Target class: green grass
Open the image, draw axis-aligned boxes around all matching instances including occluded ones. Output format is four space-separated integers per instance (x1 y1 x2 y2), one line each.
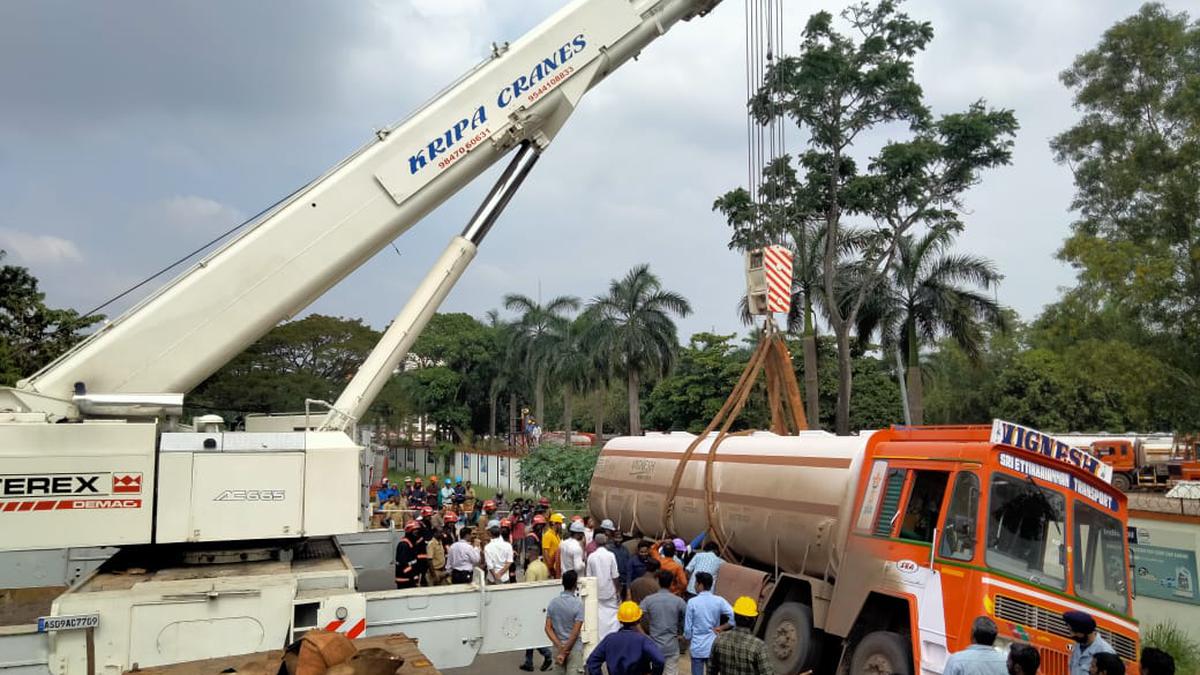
1143 620 1200 675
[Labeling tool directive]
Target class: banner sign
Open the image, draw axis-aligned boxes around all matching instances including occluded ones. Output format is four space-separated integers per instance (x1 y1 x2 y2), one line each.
998 453 1117 511
1133 544 1199 605
990 420 1113 484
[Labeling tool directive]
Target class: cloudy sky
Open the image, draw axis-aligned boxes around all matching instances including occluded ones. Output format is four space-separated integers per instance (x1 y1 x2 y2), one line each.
0 0 1156 342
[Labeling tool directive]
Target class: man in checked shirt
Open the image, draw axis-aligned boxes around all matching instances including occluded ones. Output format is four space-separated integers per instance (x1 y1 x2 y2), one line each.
708 596 774 675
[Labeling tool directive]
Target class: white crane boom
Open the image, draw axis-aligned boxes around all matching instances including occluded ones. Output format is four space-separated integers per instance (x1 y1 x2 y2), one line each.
0 0 724 555
5 0 721 420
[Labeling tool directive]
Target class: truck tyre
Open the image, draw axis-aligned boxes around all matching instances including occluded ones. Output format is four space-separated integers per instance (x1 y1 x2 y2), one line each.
850 631 911 675
763 601 817 674
1112 473 1132 492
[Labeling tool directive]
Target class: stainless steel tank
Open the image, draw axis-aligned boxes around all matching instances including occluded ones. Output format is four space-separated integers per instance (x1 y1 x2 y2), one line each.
588 430 872 578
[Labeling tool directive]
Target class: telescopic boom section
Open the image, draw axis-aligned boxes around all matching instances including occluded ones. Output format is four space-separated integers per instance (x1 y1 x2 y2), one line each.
321 142 542 431
9 0 722 419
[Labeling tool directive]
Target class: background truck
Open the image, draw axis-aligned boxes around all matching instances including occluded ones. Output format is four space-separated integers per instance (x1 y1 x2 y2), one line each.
1087 436 1200 492
0 0 723 672
589 421 1140 675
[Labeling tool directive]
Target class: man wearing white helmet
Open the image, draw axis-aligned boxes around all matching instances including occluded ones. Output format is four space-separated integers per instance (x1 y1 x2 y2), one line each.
600 519 633 594
484 519 514 584
560 520 587 577
586 532 622 639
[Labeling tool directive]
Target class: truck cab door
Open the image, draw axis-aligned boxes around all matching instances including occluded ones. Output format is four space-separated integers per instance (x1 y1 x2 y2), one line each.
880 467 953 675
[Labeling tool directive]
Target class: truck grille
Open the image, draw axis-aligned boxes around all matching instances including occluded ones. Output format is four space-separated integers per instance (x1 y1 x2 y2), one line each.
1036 647 1069 675
994 595 1136 661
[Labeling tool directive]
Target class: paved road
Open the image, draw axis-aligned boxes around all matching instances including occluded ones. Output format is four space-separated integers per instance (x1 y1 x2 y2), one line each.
445 649 696 675
442 651 534 675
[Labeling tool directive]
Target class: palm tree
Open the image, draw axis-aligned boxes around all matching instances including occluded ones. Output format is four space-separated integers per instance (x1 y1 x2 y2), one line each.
503 294 580 426
484 310 525 447
579 314 616 445
587 265 692 436
547 315 593 444
861 229 1007 424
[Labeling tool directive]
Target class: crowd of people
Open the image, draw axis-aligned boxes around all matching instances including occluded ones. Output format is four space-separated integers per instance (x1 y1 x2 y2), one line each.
943 611 1174 675
375 478 1177 675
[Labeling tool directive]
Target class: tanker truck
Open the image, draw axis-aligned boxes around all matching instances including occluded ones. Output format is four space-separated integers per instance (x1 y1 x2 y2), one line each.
588 421 1140 675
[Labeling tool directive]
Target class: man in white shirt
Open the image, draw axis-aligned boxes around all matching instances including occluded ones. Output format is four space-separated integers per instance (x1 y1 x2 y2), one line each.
484 520 514 583
560 520 587 577
447 527 481 584
586 533 622 639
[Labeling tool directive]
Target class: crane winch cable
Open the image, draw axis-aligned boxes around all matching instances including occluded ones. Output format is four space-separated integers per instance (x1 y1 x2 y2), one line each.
744 0 786 239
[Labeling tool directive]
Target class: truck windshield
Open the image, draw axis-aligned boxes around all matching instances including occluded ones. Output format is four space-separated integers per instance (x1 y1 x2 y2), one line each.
1074 502 1129 613
987 474 1067 589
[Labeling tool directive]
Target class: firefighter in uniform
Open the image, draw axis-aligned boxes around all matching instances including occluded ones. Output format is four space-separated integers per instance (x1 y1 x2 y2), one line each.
394 520 422 588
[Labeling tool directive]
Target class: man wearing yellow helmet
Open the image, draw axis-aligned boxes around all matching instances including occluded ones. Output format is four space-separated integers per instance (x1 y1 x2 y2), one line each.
585 601 665 675
543 512 564 578
708 596 772 675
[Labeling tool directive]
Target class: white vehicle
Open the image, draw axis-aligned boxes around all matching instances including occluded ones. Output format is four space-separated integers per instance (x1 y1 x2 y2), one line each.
0 1 722 673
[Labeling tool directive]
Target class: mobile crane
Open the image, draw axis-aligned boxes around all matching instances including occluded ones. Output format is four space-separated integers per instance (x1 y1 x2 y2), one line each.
0 1 722 673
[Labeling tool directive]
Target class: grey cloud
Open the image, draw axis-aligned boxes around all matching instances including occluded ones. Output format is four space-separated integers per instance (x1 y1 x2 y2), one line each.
0 0 1158 346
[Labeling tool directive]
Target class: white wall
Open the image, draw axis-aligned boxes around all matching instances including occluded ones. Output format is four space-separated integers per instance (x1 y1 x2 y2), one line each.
1129 513 1200 642
393 448 531 497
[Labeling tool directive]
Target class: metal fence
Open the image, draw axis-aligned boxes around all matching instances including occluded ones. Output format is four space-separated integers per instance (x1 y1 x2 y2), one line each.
387 446 533 497
1127 484 1200 516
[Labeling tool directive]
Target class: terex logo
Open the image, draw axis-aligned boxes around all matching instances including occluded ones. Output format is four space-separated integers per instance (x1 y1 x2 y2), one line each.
1 474 103 498
214 489 286 502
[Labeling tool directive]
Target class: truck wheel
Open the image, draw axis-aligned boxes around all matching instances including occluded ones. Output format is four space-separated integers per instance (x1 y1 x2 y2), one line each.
1112 473 1132 492
764 601 817 674
850 631 911 675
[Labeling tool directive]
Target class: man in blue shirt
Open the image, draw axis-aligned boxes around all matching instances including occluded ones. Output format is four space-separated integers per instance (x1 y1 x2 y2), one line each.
545 570 585 674
1063 610 1115 675
684 572 733 675
944 616 1006 675
586 601 664 675
377 478 398 504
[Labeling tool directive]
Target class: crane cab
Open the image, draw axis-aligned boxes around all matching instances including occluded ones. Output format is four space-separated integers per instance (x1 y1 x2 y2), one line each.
0 422 361 550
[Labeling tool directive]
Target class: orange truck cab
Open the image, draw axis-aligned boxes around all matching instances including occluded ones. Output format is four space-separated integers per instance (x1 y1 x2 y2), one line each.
1092 438 1200 489
829 422 1138 674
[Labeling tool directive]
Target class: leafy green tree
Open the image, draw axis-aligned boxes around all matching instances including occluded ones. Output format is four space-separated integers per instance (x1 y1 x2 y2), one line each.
484 310 525 445
644 333 752 433
587 265 692 436
547 315 593 438
578 312 617 444
397 366 470 441
1046 2 1200 430
858 229 1006 423
190 314 378 416
518 444 599 505
401 312 502 441
1050 2 1200 354
503 294 580 426
750 0 1018 433
0 251 103 385
985 349 1080 431
922 316 1023 425
715 158 827 428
